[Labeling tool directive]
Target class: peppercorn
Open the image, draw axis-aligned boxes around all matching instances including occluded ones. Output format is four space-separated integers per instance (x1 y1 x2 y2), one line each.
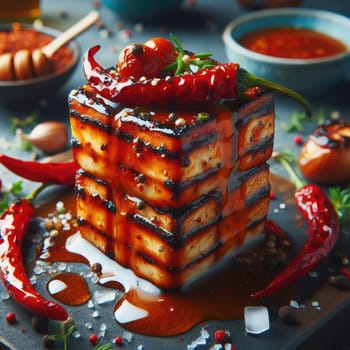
135 173 146 183
278 305 300 326
131 43 144 56
32 315 49 333
42 334 55 348
168 112 177 122
329 274 350 290
91 262 102 275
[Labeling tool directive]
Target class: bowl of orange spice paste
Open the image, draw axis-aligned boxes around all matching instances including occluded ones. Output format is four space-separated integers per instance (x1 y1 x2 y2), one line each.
0 22 80 107
223 8 350 96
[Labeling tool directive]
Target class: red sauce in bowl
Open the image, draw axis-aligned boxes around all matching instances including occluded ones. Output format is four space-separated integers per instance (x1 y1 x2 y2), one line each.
239 27 347 59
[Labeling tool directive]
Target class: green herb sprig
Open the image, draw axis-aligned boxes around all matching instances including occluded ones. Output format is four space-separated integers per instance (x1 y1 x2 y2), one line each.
284 108 327 132
328 187 350 223
165 34 215 76
0 180 23 215
47 320 113 350
48 321 75 350
10 110 39 134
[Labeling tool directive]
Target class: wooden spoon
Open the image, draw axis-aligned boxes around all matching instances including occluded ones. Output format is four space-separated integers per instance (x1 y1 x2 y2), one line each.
0 10 99 81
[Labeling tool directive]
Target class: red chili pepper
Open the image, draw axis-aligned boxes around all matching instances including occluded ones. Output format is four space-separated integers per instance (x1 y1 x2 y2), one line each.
83 45 312 116
0 186 68 321
251 155 339 299
0 153 78 186
84 45 238 105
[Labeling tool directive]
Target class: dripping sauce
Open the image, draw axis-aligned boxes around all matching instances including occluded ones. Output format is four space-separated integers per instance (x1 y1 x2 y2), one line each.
239 27 347 59
33 174 298 337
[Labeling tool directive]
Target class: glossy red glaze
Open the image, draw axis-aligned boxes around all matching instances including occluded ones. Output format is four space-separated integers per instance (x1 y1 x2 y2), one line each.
251 184 339 299
84 45 239 106
0 199 68 321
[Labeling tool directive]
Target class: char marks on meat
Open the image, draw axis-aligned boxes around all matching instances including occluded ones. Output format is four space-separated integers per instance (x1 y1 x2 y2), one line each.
69 86 275 289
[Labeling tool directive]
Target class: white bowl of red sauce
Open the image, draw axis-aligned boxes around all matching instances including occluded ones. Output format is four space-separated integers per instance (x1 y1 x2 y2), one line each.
0 23 80 107
223 8 350 96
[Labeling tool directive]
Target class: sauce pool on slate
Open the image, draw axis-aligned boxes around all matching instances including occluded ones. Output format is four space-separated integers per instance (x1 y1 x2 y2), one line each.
35 174 296 337
239 27 347 59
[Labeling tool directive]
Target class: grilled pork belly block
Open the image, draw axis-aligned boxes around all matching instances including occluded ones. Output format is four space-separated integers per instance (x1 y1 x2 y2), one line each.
69 85 275 289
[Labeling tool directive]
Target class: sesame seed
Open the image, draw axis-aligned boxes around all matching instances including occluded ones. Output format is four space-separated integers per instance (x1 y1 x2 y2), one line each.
151 78 160 86
175 118 186 127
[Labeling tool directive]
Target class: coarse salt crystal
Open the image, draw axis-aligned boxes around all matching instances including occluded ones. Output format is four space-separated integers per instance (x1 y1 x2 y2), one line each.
290 300 299 309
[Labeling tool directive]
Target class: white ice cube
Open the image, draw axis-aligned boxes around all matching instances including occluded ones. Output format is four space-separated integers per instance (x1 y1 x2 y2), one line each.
94 289 116 304
244 306 270 334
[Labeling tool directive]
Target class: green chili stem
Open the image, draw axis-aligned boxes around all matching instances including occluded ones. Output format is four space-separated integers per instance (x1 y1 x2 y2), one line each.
273 152 305 190
237 68 312 118
25 182 50 203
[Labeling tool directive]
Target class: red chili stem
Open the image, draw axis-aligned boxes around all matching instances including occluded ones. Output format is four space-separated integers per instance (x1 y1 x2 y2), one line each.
0 153 78 186
0 185 68 321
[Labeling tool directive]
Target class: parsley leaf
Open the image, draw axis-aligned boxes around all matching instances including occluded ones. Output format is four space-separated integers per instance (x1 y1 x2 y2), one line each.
329 187 350 223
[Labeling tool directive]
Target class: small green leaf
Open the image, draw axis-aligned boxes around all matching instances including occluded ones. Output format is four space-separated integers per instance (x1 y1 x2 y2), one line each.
47 320 76 350
196 112 210 122
194 52 212 58
284 111 307 132
165 34 214 76
10 180 23 195
0 192 10 216
20 139 33 152
0 180 23 216
329 187 350 223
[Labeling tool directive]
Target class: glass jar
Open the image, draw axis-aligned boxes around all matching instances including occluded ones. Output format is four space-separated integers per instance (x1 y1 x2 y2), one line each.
0 0 40 21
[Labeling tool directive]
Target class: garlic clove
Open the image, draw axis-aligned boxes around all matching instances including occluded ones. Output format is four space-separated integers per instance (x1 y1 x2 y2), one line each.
17 121 69 154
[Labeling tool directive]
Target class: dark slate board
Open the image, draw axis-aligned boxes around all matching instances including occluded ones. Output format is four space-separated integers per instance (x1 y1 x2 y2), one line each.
1 174 349 350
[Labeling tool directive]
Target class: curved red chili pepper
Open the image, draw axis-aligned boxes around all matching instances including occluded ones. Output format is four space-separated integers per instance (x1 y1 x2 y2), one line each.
251 184 339 299
83 45 312 116
0 154 78 186
0 198 68 321
83 45 239 106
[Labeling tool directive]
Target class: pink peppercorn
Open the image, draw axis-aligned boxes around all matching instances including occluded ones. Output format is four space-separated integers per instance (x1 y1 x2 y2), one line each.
269 190 276 199
293 135 303 145
88 333 99 346
6 312 16 324
214 329 228 344
114 336 123 346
